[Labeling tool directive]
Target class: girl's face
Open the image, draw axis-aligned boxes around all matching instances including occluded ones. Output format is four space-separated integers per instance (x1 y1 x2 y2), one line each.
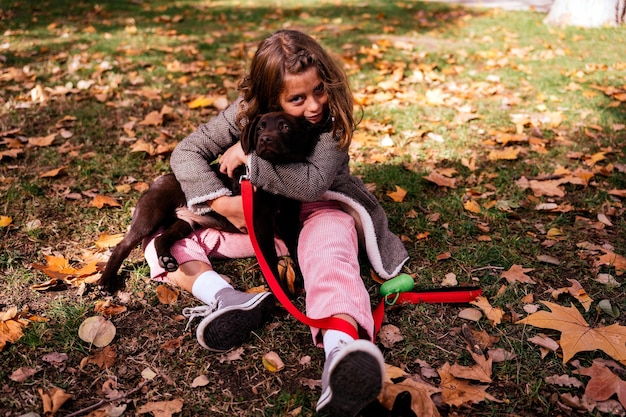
279 66 328 125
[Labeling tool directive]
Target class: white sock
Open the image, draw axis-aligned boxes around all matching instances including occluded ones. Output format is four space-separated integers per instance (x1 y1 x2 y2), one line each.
191 270 232 305
323 329 355 359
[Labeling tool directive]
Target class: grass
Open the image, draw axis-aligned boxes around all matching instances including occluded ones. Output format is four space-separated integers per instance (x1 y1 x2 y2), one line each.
1 0 626 416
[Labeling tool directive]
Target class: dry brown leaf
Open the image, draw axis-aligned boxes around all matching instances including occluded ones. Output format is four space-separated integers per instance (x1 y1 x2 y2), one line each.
423 171 456 188
470 296 503 326
156 284 179 305
137 398 183 417
10 366 39 382
38 386 72 416
81 345 117 369
551 279 593 312
78 316 116 347
516 301 626 364
438 362 500 407
94 300 127 317
379 376 442 417
378 324 404 348
488 147 520 161
529 179 566 197
0 307 29 351
595 250 626 274
576 360 626 408
448 348 493 383
39 166 67 178
501 264 536 284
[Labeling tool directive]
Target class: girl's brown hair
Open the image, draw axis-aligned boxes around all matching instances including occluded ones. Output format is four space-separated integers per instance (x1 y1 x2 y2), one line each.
237 30 355 149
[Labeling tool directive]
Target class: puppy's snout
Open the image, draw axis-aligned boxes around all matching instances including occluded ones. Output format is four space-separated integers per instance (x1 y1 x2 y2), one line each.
259 135 273 146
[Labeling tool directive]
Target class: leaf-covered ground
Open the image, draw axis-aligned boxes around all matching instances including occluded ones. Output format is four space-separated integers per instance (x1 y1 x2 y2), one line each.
1 1 625 416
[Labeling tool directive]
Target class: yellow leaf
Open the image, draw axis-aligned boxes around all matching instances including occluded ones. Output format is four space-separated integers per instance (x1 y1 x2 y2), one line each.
386 185 407 202
188 96 214 109
0 307 29 351
463 200 481 214
91 195 122 209
488 147 520 161
95 233 124 249
0 216 12 227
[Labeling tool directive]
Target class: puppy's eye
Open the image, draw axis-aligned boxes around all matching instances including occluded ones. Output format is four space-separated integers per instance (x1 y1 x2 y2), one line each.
279 122 291 133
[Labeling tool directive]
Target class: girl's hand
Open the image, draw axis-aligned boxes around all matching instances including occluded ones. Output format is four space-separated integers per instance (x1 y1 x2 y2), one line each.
220 142 247 177
209 195 247 232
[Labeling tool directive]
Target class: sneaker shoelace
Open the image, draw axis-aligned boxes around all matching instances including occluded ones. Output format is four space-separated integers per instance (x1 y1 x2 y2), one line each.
182 303 217 331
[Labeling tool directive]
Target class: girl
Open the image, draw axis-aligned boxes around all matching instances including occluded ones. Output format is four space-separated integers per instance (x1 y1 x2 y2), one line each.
144 29 409 417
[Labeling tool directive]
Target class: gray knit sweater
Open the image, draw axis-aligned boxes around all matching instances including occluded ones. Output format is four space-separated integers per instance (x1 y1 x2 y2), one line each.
170 97 409 279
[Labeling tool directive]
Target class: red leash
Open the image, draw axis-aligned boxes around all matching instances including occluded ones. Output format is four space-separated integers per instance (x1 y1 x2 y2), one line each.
240 178 481 338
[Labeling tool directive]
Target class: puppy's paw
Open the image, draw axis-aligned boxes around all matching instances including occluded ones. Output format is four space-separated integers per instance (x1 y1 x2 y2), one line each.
159 254 179 272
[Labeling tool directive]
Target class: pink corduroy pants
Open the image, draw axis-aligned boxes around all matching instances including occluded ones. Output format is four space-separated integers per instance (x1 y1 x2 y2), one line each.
143 201 374 344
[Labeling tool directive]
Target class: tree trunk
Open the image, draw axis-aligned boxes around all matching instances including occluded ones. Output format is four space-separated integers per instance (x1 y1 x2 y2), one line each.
544 0 626 27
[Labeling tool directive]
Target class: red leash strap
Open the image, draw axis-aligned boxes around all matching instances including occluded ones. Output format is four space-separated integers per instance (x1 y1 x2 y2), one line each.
240 179 482 339
241 178 360 339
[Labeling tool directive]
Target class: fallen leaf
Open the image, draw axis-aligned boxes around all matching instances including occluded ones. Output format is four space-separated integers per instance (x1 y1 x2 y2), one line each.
81 345 117 369
501 264 536 284
10 366 40 382
423 171 456 188
387 185 407 202
0 306 29 351
156 284 179 305
38 386 72 416
262 351 285 372
378 324 404 348
551 279 593 312
516 301 626 364
463 200 481 214
137 398 183 417
576 360 626 408
78 316 116 347
91 195 122 208
470 296 503 326
438 362 500 407
191 374 210 388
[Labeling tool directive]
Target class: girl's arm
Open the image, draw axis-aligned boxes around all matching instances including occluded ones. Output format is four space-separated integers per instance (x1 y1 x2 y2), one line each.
170 99 242 214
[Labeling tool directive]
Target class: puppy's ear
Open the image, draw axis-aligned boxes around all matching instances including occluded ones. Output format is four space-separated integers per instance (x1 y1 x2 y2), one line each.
241 115 260 154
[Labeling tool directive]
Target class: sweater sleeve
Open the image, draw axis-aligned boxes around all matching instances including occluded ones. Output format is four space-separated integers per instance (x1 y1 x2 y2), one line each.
247 130 348 202
170 98 242 214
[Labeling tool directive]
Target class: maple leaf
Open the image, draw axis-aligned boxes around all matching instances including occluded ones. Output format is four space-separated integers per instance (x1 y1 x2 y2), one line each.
379 376 442 417
91 194 122 208
423 171 456 188
501 264 536 284
470 296 503 326
576 360 626 408
387 185 407 202
0 307 30 351
551 279 593 312
516 301 626 364
595 250 626 274
438 362 500 407
38 386 72 416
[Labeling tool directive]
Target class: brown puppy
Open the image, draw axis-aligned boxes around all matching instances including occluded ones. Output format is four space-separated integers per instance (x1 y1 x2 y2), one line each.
99 112 315 294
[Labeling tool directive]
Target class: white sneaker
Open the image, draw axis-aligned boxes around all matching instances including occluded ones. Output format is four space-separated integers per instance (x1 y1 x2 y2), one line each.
183 288 275 352
316 339 385 417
